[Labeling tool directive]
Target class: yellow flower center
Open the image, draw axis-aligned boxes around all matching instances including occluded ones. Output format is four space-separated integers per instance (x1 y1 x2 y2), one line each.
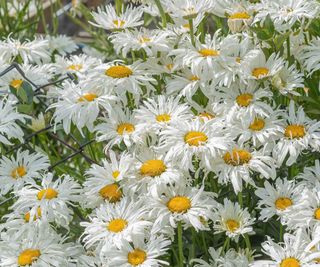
112 170 120 180
117 123 135 135
236 57 241 63
229 12 251 19
280 258 300 267
252 67 269 79
167 196 191 213
284 125 305 139
105 65 133 78
314 208 320 220
156 113 171 122
199 112 215 121
113 19 125 27
99 184 122 203
166 64 173 71
128 249 147 266
189 75 200 81
236 93 253 107
18 249 41 266
223 149 252 166
249 118 265 131
10 79 23 89
199 49 220 57
139 36 151 43
107 218 128 233
184 131 208 146
78 93 98 102
226 219 240 232
24 207 42 222
11 166 27 179
275 197 293 211
67 64 83 71
183 23 190 29
140 159 167 177
37 188 58 200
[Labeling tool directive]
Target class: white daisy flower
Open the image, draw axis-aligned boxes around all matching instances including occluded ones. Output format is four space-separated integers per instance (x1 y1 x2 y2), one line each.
149 183 216 230
50 80 116 134
0 224 69 267
300 38 320 75
135 95 191 134
54 54 101 77
255 0 320 32
232 110 283 147
163 0 213 19
83 151 132 208
261 229 320 267
209 144 276 193
0 36 50 64
0 98 28 146
101 235 171 267
216 80 273 122
91 60 156 100
81 198 152 249
95 106 142 150
255 178 301 223
213 198 255 242
90 4 143 31
12 173 82 227
272 101 320 166
109 28 170 57
158 119 229 171
297 160 320 189
127 148 182 193
0 149 49 195
241 50 284 81
46 35 78 56
191 98 226 123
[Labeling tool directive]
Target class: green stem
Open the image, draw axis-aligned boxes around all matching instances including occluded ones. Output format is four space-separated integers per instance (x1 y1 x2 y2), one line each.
238 192 243 208
177 222 184 267
201 231 209 260
115 0 122 16
154 0 167 28
287 35 291 63
222 236 230 251
189 18 195 46
189 228 196 261
279 222 283 242
244 234 251 250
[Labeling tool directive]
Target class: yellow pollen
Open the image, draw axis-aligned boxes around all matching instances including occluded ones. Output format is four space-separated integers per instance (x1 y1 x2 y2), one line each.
107 218 128 233
113 19 125 27
236 57 241 63
156 113 171 122
314 208 320 220
105 65 133 78
140 159 167 177
280 258 300 267
99 184 122 203
24 207 42 222
189 75 200 81
166 64 173 71
199 112 215 121
18 249 41 266
199 49 220 57
167 196 191 213
112 170 120 180
127 249 147 266
284 125 305 139
78 93 98 102
183 23 190 29
223 149 252 166
249 118 265 131
275 197 293 211
184 131 208 146
37 188 58 200
236 93 253 107
229 12 251 19
67 64 83 71
10 79 23 89
139 36 151 43
252 67 269 79
117 123 135 135
11 166 27 179
226 219 239 232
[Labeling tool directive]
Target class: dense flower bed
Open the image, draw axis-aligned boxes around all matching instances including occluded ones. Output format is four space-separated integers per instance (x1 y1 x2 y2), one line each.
1 0 320 266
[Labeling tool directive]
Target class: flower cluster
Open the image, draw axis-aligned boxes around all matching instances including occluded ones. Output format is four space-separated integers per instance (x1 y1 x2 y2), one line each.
1 0 320 266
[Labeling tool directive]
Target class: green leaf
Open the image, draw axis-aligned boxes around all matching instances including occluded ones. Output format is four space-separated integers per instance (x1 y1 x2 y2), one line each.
264 14 275 33
9 81 34 104
17 103 34 114
274 32 290 51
